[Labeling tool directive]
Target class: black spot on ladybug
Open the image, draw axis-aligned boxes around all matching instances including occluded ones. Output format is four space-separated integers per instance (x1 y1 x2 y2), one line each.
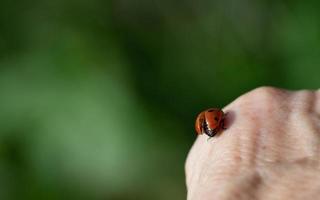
202 121 217 137
208 109 214 112
203 121 210 134
214 117 219 121
204 123 217 137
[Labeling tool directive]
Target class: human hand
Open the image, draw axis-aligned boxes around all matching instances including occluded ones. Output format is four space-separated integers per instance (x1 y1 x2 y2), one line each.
186 87 320 200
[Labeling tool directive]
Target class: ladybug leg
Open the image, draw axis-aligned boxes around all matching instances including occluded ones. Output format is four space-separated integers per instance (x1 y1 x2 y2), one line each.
207 129 217 138
221 119 227 130
206 129 218 141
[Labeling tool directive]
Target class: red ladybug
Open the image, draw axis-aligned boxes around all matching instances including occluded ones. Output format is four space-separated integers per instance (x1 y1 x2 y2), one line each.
195 108 226 137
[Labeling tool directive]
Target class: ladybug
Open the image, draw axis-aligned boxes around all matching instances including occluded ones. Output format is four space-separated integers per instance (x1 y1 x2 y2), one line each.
195 108 226 137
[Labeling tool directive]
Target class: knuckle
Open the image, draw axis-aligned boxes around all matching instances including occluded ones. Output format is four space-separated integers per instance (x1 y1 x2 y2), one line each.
241 86 285 105
316 90 320 114
236 86 289 117
251 86 283 98
290 90 316 114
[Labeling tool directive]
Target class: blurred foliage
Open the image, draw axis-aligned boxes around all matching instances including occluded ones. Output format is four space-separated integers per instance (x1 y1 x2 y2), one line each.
0 0 320 199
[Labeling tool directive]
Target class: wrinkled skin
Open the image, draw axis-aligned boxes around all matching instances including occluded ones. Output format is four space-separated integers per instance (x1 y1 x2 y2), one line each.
186 87 320 200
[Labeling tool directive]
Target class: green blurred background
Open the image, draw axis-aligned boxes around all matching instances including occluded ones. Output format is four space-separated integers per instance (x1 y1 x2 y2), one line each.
0 0 320 199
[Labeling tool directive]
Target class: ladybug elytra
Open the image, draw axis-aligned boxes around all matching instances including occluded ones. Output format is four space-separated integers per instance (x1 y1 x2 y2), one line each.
195 108 226 138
